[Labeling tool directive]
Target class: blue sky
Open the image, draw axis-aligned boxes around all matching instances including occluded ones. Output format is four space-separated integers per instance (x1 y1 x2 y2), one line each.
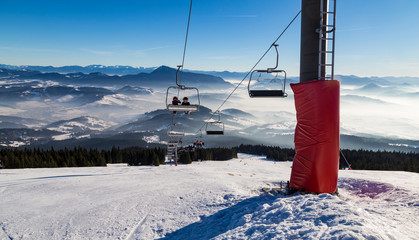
1 0 418 77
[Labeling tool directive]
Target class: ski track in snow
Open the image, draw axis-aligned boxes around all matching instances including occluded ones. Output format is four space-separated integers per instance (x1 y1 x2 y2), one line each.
0 153 418 239
124 212 149 240
0 222 13 240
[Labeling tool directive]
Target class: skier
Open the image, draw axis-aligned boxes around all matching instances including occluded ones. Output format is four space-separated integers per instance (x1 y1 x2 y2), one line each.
182 96 190 114
194 140 204 148
172 96 181 114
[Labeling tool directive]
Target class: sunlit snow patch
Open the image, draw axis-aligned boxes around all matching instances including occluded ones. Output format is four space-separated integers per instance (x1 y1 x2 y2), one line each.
52 133 72 141
388 143 419 149
142 135 161 144
0 141 28 147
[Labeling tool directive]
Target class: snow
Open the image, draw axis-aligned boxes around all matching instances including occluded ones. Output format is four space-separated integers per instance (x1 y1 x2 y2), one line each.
96 94 129 106
76 134 91 139
57 95 74 102
0 141 28 147
0 154 418 239
48 117 115 134
142 135 161 144
388 143 419 149
51 133 72 141
106 163 128 167
156 125 169 131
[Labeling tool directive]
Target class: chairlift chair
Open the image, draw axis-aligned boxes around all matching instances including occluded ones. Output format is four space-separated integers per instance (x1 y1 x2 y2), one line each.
167 139 181 165
206 111 224 135
167 139 181 153
167 144 176 150
248 44 288 98
193 141 204 148
167 120 185 137
166 65 200 112
168 140 181 147
167 131 185 137
192 131 205 147
168 140 181 145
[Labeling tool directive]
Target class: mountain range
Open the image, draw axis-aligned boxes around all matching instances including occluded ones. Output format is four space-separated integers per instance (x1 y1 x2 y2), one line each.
1 107 418 153
0 66 233 89
0 64 245 82
0 65 418 152
0 64 157 75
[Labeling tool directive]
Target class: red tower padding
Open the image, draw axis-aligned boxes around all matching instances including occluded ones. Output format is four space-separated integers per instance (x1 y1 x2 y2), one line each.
290 80 340 193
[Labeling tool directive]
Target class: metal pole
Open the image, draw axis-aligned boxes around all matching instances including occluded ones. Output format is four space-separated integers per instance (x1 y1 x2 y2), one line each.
300 0 328 82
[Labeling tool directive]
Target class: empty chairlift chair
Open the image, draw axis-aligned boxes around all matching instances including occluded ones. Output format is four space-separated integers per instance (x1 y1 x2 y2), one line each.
167 123 185 137
167 139 181 149
166 65 200 112
248 44 288 98
167 139 182 165
206 111 224 135
167 141 179 150
168 143 178 150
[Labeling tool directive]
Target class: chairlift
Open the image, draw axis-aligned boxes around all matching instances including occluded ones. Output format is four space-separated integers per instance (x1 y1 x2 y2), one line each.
192 132 204 146
193 140 204 148
167 138 182 149
206 111 224 135
167 138 182 166
167 144 177 150
167 123 185 137
168 139 181 146
248 44 288 98
166 65 200 112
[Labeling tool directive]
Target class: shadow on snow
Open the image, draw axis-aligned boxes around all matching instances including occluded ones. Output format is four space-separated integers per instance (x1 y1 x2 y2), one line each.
159 194 281 240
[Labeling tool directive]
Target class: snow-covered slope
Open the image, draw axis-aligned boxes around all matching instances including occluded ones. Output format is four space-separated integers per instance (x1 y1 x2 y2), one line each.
0 154 418 239
46 116 116 140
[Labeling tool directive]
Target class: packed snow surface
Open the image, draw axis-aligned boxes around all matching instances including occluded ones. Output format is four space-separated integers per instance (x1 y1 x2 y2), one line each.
0 154 418 239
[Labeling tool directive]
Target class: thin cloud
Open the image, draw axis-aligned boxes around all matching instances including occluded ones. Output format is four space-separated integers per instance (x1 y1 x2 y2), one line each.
80 46 167 56
207 55 241 60
337 27 373 32
130 46 169 56
228 14 257 18
81 48 114 56
0 46 64 53
142 46 168 51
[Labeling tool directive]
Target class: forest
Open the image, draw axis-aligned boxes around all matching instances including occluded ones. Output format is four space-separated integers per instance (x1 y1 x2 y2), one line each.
0 145 418 173
340 149 419 173
236 144 419 173
178 148 238 164
0 147 237 169
0 147 165 168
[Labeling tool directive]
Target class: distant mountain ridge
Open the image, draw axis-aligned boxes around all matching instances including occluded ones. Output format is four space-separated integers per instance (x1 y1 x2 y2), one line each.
0 66 233 88
1 64 418 151
0 81 151 105
0 63 248 80
3 64 419 84
1 107 418 153
0 64 157 75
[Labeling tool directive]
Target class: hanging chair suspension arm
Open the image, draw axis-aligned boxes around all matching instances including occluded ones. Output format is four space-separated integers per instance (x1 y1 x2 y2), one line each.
179 0 193 84
176 65 184 87
195 9 302 134
267 44 279 73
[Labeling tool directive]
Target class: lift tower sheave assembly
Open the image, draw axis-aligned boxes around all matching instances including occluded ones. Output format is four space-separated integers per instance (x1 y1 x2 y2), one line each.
289 0 340 194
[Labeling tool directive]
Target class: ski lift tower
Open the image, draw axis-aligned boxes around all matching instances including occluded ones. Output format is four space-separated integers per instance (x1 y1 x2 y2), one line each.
289 0 340 194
